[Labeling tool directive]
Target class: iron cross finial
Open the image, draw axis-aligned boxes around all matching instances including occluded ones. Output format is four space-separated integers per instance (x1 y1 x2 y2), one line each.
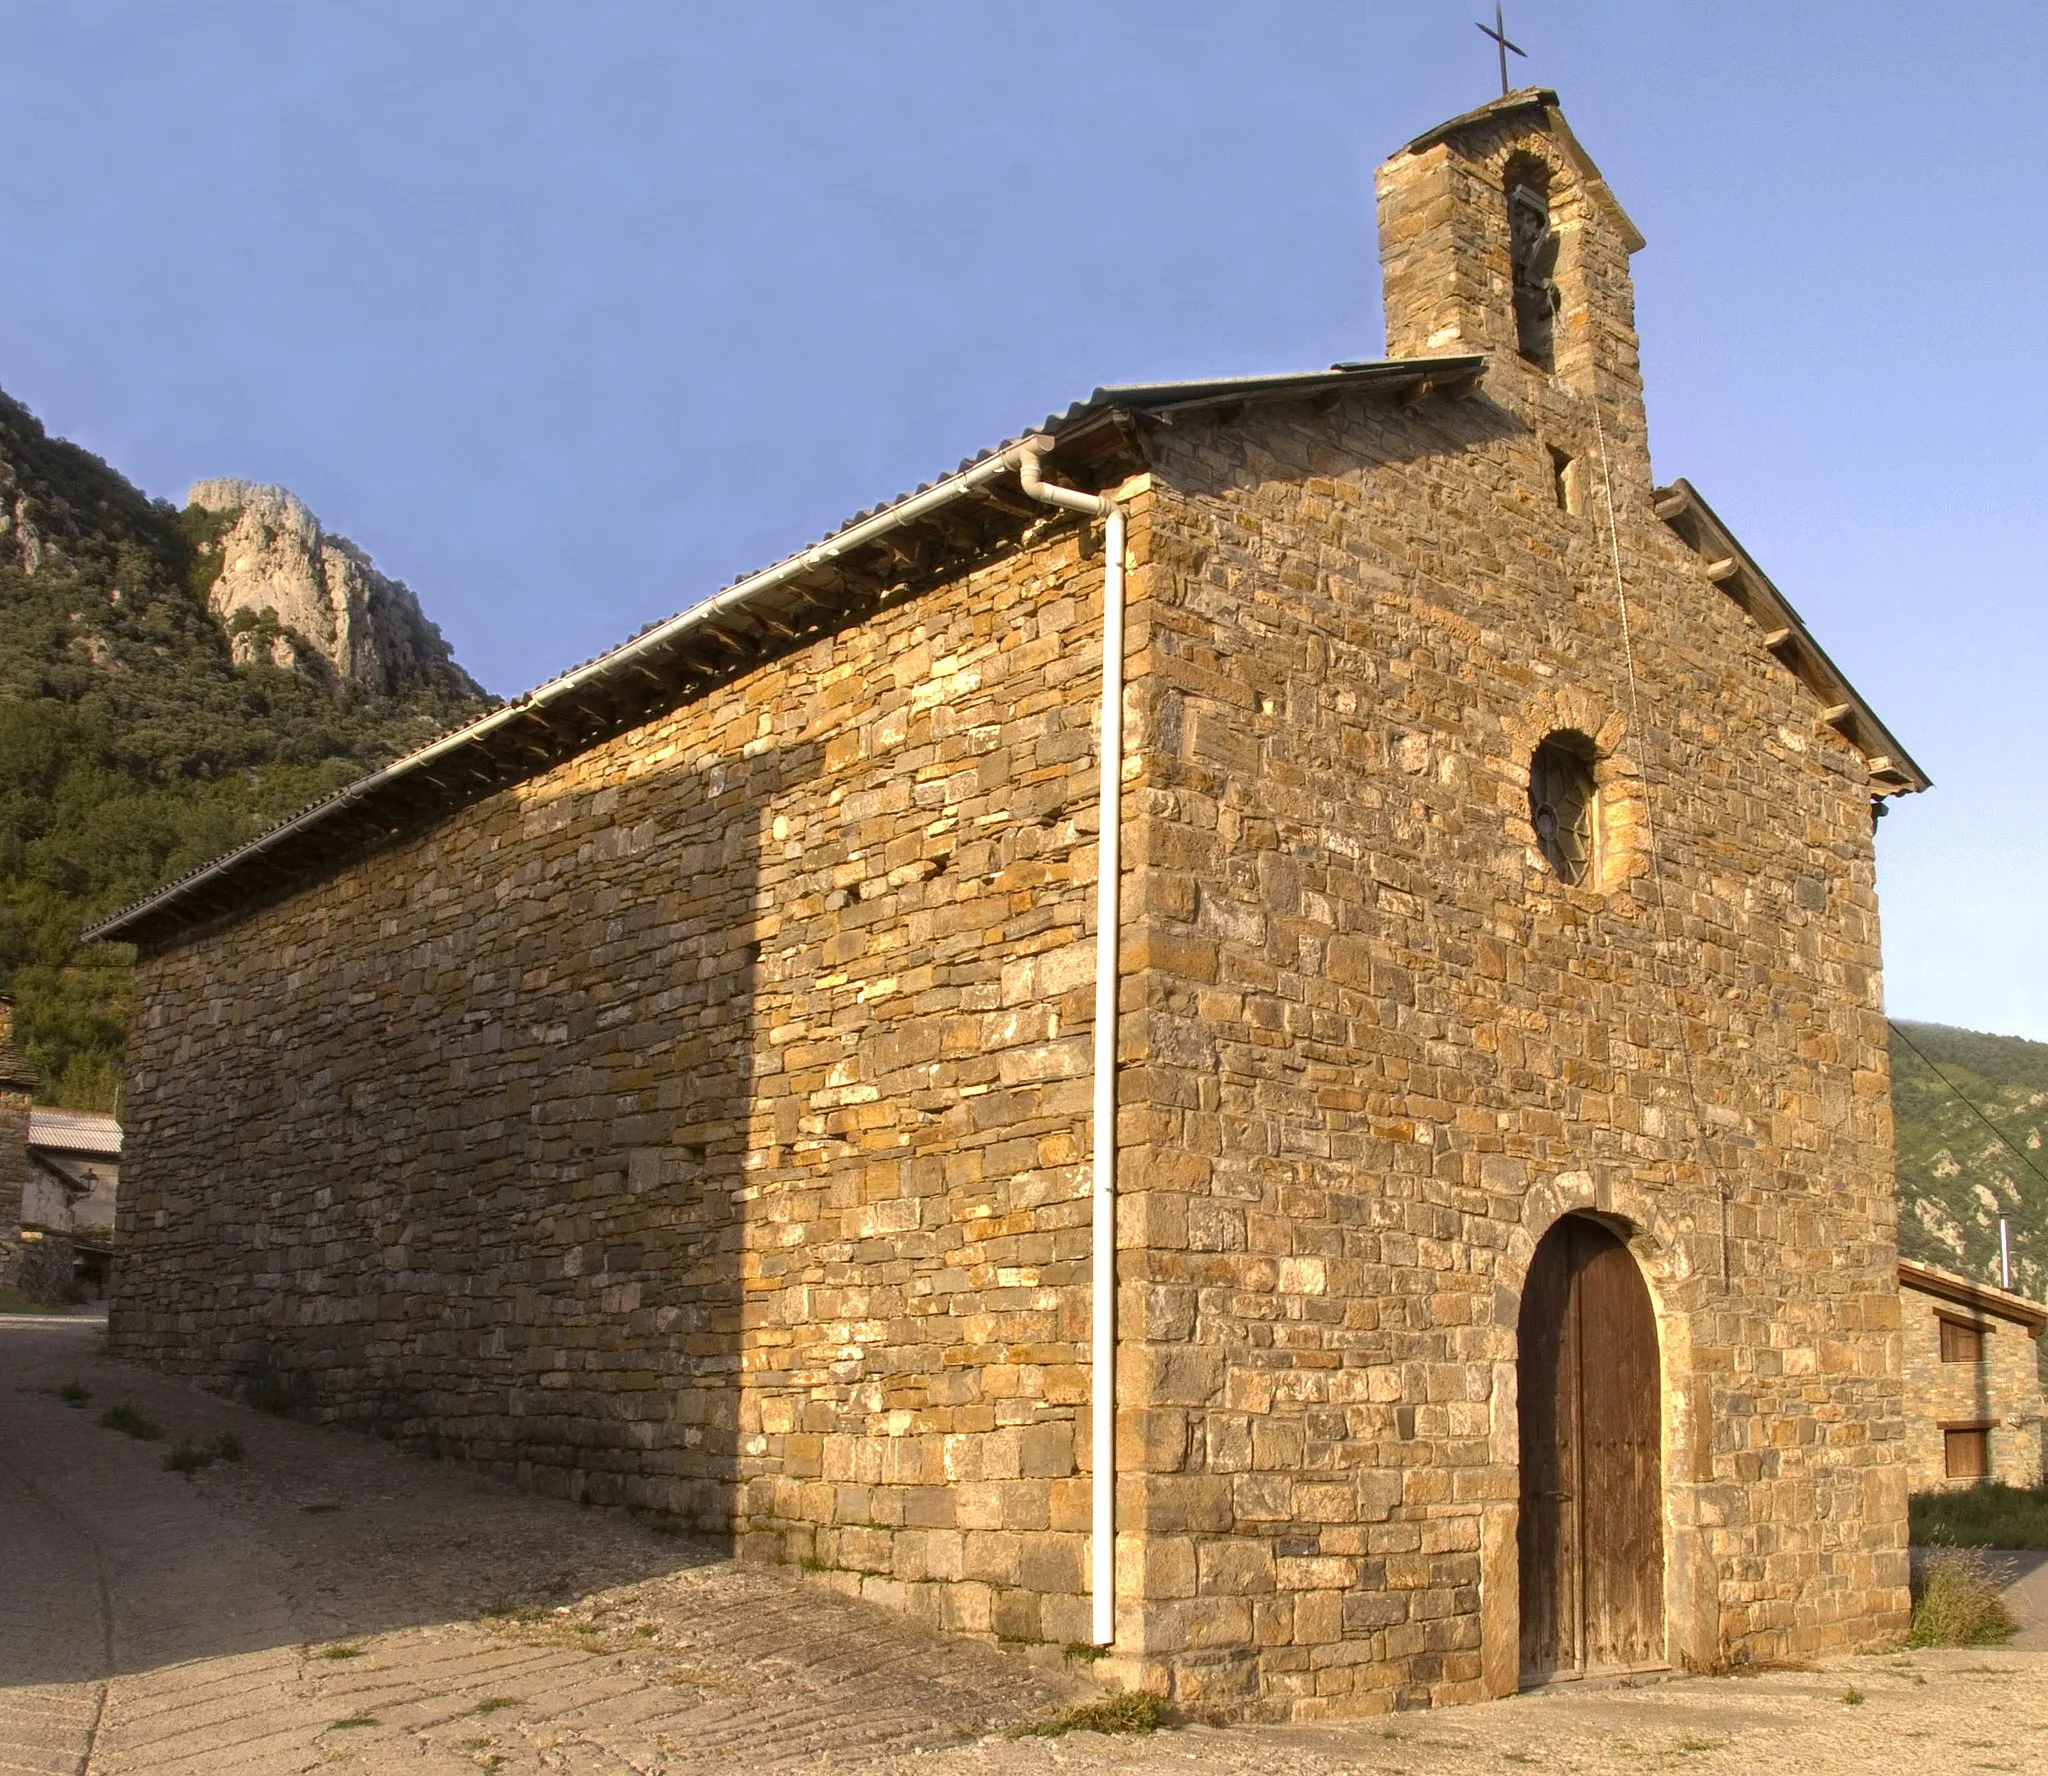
1476 2 1527 99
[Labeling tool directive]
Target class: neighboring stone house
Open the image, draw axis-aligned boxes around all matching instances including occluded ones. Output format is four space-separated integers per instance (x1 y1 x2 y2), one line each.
94 90 1927 1715
25 1108 121 1302
1898 1258 2046 1491
0 996 55 1300
0 997 120 1305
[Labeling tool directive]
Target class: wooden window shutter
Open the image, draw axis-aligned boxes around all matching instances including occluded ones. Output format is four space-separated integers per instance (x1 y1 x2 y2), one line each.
1943 1426 1990 1480
1939 1316 1986 1364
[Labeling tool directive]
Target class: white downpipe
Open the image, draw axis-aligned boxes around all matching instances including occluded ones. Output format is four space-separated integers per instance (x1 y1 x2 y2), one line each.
1017 437 1122 1648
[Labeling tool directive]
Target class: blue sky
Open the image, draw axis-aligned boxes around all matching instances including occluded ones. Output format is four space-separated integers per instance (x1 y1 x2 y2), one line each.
2 3 2041 1039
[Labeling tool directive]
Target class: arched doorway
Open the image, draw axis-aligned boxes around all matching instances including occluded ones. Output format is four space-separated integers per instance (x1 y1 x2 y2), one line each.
1517 1214 1664 1683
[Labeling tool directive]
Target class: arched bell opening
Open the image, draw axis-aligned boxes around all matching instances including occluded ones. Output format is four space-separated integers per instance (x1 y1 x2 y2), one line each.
1516 1212 1666 1684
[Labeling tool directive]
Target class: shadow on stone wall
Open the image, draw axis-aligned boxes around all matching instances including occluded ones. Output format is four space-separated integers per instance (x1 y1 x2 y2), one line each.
186 733 825 1549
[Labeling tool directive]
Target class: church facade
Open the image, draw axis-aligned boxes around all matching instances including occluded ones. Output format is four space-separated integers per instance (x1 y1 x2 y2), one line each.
97 92 1921 1715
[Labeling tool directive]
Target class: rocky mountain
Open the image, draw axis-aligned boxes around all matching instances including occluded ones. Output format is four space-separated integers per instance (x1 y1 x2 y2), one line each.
186 479 480 698
1892 1020 2048 1300
0 385 492 1105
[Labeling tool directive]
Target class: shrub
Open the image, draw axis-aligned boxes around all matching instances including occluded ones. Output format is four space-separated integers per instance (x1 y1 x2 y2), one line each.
162 1440 214 1476
99 1404 161 1440
1013 1692 1169 1738
1908 1547 2017 1647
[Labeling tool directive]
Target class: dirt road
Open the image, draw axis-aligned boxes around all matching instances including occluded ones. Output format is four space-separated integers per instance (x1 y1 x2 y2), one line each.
4 1317 2046 1775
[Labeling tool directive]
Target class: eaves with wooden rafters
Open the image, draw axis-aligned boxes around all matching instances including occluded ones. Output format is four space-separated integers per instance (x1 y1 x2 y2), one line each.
1898 1258 2046 1337
1654 478 1930 798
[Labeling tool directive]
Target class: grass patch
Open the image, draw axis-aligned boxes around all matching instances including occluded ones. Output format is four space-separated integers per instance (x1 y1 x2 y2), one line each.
1908 1548 2016 1648
1013 1692 1169 1738
162 1441 214 1476
318 1644 364 1660
1912 1483 2048 1551
99 1404 161 1440
328 1715 378 1729
474 1697 521 1714
0 1285 55 1315
1063 1641 1109 1663
1677 1737 1722 1752
57 1381 89 1406
1842 1686 1865 1706
160 1433 241 1477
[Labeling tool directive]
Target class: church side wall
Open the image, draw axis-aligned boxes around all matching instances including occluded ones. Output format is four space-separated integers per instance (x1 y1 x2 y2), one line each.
1113 379 1909 1715
114 504 1132 1648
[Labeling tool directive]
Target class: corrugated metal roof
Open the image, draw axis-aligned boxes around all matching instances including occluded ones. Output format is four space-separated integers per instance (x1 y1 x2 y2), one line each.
27 1108 122 1158
84 356 1482 951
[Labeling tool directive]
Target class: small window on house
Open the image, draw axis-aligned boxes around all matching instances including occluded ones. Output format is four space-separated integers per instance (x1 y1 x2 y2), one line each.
1529 731 1598 886
1939 1316 1986 1364
1548 446 1578 514
1944 1425 1991 1481
1505 153 1560 370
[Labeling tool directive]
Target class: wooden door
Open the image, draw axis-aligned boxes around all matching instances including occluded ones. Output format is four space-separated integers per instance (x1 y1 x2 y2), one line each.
1517 1215 1664 1682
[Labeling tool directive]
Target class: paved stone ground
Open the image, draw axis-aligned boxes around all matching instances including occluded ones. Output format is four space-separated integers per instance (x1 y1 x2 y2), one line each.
5 1317 2048 1775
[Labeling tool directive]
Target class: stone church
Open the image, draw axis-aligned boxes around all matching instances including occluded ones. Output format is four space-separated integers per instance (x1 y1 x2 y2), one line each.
96 91 1924 1715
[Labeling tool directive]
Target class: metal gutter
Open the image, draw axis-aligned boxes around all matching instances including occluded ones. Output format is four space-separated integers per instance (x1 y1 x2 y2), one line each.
84 444 1047 946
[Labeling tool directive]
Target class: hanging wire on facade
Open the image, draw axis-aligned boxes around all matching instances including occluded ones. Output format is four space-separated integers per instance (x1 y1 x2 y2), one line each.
1593 407 1730 1289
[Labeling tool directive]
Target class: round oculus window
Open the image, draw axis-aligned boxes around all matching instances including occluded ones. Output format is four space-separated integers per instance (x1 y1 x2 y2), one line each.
1530 733 1597 885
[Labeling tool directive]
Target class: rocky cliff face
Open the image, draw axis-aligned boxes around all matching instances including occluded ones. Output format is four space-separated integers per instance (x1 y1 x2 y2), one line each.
186 479 481 699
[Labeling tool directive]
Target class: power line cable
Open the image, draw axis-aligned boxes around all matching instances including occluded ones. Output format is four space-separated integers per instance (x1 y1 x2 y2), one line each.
1594 410 1726 1287
1887 1017 2048 1196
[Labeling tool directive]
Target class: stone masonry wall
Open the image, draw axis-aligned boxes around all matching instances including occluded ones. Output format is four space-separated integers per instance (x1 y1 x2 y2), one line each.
1899 1287 2045 1491
1113 395 1907 1712
115 504 1132 1650
1103 105 1908 1715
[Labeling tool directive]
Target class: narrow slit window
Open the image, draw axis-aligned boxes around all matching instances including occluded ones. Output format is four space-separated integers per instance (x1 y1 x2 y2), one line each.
1943 1425 1990 1480
1938 1316 1986 1363
1548 446 1577 514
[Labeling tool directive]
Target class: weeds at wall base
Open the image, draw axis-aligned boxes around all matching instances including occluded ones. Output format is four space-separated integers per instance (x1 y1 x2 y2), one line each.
1908 1547 2017 1648
1010 1692 1169 1738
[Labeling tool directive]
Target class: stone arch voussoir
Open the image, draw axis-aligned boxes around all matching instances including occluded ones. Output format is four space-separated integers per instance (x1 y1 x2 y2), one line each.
1500 689 1647 894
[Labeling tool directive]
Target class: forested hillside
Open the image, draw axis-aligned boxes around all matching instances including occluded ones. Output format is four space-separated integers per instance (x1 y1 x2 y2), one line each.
0 388 490 1106
1891 1020 2048 1299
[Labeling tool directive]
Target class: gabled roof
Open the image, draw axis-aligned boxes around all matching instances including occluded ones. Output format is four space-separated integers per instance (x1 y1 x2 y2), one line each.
26 1108 121 1160
1655 479 1929 795
85 356 1482 951
1899 1258 2047 1335
1397 86 1646 254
